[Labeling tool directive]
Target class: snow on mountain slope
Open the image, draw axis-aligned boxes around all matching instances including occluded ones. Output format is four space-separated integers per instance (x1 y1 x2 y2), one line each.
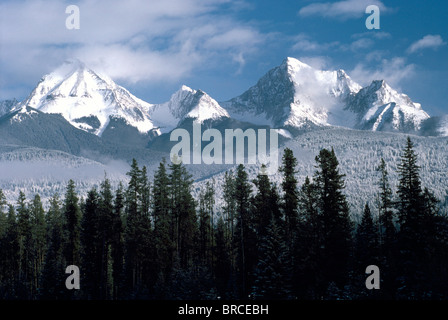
0 99 19 117
222 57 362 129
16 60 229 137
150 85 229 133
192 127 448 218
438 115 448 136
17 59 156 136
222 57 430 134
346 80 430 132
9 57 436 140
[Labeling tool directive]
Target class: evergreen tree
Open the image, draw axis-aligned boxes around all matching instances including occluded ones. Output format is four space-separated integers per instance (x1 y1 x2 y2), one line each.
296 176 322 298
376 158 396 254
111 182 125 300
233 164 255 298
214 216 231 299
355 204 379 270
397 137 423 227
29 194 47 297
279 148 299 249
40 194 65 299
124 159 151 296
0 189 7 238
123 159 154 297
16 191 33 298
152 159 173 296
98 177 115 299
0 205 20 298
395 137 443 298
252 165 276 237
313 148 353 292
81 188 100 299
222 170 236 271
251 216 291 300
376 158 397 298
168 160 197 269
198 187 212 267
63 179 81 266
126 158 141 218
139 166 151 218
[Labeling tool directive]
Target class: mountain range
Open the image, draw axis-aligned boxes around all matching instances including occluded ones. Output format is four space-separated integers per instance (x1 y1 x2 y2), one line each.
3 57 443 141
0 57 447 213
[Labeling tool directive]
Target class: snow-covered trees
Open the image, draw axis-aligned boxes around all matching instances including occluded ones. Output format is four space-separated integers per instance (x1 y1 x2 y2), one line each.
1 138 448 300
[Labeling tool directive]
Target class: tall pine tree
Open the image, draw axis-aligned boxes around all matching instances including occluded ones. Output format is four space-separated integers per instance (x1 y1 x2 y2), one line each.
313 148 353 292
233 164 255 298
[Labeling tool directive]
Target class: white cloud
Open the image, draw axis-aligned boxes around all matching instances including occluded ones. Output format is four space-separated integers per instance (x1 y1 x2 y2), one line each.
348 38 374 51
291 34 339 52
292 33 374 54
349 57 415 89
0 0 264 97
407 35 446 54
299 0 387 19
298 56 333 70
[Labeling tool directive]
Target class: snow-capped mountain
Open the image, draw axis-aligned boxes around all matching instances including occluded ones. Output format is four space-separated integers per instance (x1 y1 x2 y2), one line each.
5 57 436 143
221 57 362 130
346 80 430 132
16 59 156 136
221 57 430 134
15 60 229 137
150 85 229 134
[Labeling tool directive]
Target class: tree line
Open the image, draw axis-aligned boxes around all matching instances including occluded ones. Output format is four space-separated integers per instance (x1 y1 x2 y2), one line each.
0 136 447 300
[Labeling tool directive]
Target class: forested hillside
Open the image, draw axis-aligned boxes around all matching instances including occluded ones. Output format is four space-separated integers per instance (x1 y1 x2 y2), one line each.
1 137 447 300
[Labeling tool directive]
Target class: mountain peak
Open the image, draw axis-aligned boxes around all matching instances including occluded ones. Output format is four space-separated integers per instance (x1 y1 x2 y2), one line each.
179 84 194 93
19 59 155 136
283 57 312 74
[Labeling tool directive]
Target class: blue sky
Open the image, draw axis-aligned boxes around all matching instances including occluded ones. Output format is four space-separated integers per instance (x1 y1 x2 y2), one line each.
1 0 447 115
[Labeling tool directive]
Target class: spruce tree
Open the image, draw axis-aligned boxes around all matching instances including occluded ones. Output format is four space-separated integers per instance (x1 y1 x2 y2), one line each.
376 158 397 298
40 194 65 300
16 191 33 298
81 188 100 299
252 164 275 237
111 182 125 299
124 159 147 295
355 204 379 271
233 164 255 298
397 137 423 228
395 137 440 298
198 187 212 266
376 158 396 253
29 194 47 297
0 205 20 298
168 160 197 269
0 189 7 238
313 148 353 291
251 216 291 300
296 176 322 298
63 179 81 266
279 148 299 249
98 177 115 299
214 216 231 299
222 170 236 271
152 159 173 294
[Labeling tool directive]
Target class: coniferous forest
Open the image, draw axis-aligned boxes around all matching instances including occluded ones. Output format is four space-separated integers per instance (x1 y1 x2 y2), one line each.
1 137 448 300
